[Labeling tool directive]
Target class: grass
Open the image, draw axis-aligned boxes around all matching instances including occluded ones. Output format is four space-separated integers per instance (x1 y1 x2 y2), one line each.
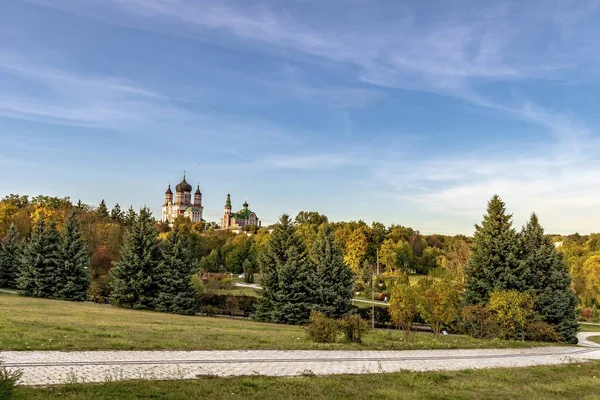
588 336 600 344
0 292 553 351
207 286 260 297
579 323 600 332
14 362 600 400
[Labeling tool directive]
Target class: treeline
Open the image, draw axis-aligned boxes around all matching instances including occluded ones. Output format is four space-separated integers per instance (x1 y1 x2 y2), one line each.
388 195 578 343
0 213 89 301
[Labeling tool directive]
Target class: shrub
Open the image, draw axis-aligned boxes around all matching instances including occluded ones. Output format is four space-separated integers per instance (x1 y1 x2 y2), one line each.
202 305 218 317
354 305 393 328
225 296 239 318
458 305 501 339
340 314 369 343
305 311 340 343
489 290 534 341
592 306 599 323
88 281 112 304
582 308 592 321
197 294 257 317
0 361 23 400
525 321 560 342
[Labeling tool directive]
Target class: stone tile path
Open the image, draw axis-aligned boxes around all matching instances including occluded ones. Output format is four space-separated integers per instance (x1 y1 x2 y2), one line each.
2 333 599 386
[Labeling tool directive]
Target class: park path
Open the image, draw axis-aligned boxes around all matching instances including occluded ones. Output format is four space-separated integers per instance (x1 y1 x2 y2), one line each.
2 332 600 386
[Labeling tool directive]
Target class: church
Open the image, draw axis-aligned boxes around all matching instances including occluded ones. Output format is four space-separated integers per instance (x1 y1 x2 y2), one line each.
161 174 204 225
220 194 261 230
161 175 260 230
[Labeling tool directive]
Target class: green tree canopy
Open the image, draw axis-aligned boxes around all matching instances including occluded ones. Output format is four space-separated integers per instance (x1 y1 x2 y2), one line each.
519 213 578 343
18 217 61 298
0 223 21 289
110 208 162 310
464 195 521 304
56 212 90 301
155 225 197 315
311 226 354 318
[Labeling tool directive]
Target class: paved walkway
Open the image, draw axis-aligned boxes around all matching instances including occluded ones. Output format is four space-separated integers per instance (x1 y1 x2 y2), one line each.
2 333 600 386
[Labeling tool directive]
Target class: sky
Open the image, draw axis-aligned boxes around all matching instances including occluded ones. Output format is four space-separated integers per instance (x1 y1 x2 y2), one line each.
1 0 600 235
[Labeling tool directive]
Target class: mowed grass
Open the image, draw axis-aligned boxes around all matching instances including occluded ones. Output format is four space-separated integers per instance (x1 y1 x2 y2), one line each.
15 362 600 400
589 336 600 344
0 292 553 351
579 323 600 332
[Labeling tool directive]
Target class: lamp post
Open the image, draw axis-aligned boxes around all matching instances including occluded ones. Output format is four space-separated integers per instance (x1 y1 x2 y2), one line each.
371 249 379 330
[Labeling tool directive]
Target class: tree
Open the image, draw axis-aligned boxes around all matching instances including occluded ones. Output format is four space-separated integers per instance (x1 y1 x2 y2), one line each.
295 211 328 252
155 226 197 315
0 223 21 289
389 281 420 341
97 200 109 219
344 228 368 274
254 214 313 324
379 239 400 273
110 203 124 223
519 213 579 343
418 277 461 339
125 207 137 226
464 195 522 304
55 212 90 301
489 290 534 341
311 226 354 318
18 217 61 298
582 255 600 306
110 208 162 310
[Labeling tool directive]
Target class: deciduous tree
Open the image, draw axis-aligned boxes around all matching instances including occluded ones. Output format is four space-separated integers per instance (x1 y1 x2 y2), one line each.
417 277 461 339
389 281 420 341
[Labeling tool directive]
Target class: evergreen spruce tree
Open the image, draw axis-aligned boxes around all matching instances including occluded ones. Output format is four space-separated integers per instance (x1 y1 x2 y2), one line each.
18 217 61 298
110 208 162 310
311 226 354 318
0 223 21 289
125 207 137 226
110 203 124 223
464 195 522 304
254 214 314 324
155 226 197 315
97 200 109 219
519 213 579 343
56 212 90 301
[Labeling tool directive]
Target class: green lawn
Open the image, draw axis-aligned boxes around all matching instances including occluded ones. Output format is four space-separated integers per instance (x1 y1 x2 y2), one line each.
579 323 600 332
588 336 600 344
0 292 553 351
14 362 600 400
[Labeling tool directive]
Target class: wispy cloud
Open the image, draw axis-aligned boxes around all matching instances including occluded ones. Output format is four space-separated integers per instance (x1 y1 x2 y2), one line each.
262 152 357 170
0 54 182 128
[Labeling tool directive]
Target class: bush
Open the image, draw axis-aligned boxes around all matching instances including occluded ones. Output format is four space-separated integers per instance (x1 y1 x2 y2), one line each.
525 321 560 342
0 361 23 400
582 308 592 321
340 314 369 343
353 305 393 328
88 281 112 304
457 305 501 339
305 311 340 343
197 294 257 317
202 305 218 317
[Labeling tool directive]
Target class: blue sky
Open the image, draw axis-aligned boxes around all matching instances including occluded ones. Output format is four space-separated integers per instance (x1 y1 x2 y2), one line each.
1 0 600 234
